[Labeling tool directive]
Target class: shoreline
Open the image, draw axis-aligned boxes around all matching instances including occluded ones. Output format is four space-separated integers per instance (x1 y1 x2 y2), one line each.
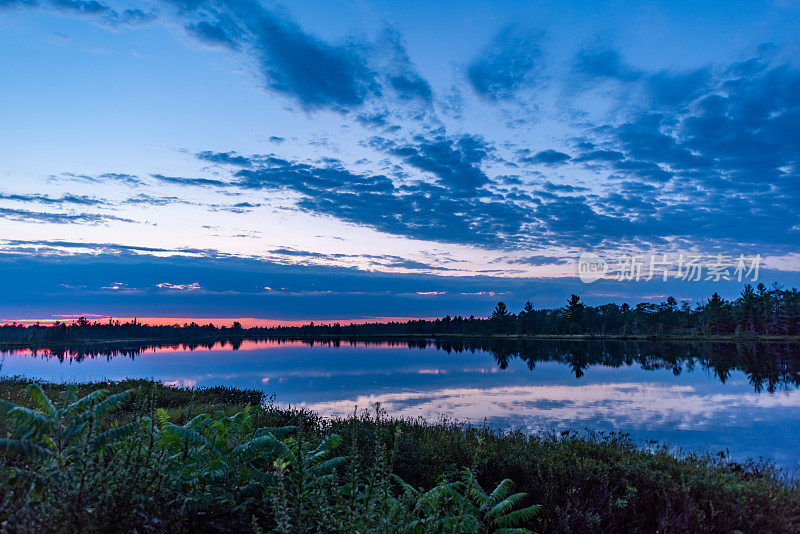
1 332 800 349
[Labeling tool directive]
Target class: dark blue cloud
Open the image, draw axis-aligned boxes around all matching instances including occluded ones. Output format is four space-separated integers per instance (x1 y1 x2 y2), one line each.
185 17 243 50
569 56 800 252
0 207 134 225
97 173 145 186
151 173 232 187
124 194 191 206
523 149 571 165
0 192 105 206
508 255 569 266
377 26 433 104
0 0 158 26
467 27 543 100
574 45 710 107
246 8 377 109
163 2 435 116
575 46 641 81
193 150 530 248
15 0 429 115
196 150 253 167
573 150 624 162
369 133 492 190
50 0 108 14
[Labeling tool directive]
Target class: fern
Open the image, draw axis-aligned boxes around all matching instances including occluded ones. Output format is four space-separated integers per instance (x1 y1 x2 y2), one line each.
0 437 53 458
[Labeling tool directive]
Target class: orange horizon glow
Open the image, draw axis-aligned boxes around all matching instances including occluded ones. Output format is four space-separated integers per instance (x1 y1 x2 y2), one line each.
0 315 440 328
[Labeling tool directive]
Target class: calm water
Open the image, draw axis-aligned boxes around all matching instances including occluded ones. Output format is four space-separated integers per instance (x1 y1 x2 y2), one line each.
2 338 800 468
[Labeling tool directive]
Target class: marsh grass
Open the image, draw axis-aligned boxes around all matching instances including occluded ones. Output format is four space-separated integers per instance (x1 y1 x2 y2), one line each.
0 377 798 533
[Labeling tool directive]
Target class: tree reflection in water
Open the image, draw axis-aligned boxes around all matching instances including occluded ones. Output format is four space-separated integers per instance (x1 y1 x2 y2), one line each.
3 337 800 394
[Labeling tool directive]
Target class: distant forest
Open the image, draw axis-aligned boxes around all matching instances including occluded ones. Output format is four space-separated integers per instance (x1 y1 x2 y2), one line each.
1 282 799 344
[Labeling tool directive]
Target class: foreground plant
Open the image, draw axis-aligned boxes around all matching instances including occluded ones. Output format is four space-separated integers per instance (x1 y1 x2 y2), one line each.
0 383 541 533
0 384 170 532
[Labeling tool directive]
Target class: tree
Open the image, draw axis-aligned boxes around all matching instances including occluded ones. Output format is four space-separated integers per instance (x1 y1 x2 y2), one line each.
704 292 730 335
563 295 584 332
737 284 758 334
490 302 512 333
491 302 510 321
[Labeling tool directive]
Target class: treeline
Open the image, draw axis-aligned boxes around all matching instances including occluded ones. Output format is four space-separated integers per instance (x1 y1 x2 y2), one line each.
272 282 800 338
1 282 799 343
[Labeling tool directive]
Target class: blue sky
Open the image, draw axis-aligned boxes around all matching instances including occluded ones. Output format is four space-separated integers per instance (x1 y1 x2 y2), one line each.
1 0 799 321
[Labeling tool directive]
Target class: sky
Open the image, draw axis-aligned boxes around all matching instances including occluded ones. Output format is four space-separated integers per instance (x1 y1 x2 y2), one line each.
1 0 799 323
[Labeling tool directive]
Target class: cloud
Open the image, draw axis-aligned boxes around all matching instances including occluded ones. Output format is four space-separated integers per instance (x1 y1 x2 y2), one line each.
0 207 134 225
150 173 232 187
566 56 800 252
166 0 379 111
0 0 158 26
97 173 145 186
508 255 569 266
467 26 543 100
0 192 106 206
0 239 172 254
574 44 710 107
522 149 571 165
196 150 253 167
51 172 145 186
385 259 451 271
124 194 192 206
575 46 641 82
268 248 452 272
156 282 202 291
222 152 531 248
369 132 492 190
103 7 159 26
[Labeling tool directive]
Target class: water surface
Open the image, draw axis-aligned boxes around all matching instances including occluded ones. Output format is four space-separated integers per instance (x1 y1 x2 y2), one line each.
2 338 799 469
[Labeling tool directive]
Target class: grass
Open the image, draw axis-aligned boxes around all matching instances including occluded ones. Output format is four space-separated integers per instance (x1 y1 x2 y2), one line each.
1 377 799 533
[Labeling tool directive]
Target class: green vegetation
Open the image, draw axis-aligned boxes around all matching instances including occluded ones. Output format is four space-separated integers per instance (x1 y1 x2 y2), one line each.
1 378 799 532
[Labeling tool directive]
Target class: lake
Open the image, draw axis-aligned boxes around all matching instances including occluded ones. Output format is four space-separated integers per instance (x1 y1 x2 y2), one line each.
2 338 799 469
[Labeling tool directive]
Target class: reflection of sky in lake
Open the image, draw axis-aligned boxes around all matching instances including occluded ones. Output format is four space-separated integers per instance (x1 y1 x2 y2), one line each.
1 340 799 469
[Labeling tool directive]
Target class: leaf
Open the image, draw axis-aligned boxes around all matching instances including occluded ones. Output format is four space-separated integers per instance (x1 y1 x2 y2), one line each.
493 504 542 528
0 399 20 415
201 458 228 481
232 434 284 459
25 384 57 418
256 425 296 439
93 389 133 417
310 456 345 474
68 389 109 411
488 478 514 505
310 434 342 460
462 467 489 505
0 438 53 458
487 492 527 519
161 423 209 447
183 413 209 430
156 407 170 427
7 406 55 431
92 420 140 449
